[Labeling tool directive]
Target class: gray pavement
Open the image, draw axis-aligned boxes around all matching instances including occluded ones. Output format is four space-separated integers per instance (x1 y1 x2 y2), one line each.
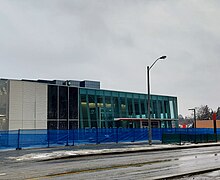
1 141 220 162
1 142 220 179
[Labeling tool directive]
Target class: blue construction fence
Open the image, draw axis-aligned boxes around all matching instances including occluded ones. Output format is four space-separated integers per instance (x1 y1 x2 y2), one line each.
0 128 219 150
162 128 220 144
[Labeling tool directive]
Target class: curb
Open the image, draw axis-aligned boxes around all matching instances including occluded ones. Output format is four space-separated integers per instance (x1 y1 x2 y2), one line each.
40 142 220 161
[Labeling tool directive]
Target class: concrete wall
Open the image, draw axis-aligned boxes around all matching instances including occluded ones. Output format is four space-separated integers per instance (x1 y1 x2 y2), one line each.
8 80 47 130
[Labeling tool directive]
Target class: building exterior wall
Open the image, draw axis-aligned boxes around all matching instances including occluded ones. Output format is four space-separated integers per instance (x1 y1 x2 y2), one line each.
8 80 47 130
1 78 178 130
196 120 220 128
196 120 214 128
46 85 178 129
0 79 9 130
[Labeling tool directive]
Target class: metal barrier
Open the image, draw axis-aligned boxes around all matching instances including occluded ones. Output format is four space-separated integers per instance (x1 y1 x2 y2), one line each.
0 128 153 150
162 128 218 144
0 128 218 150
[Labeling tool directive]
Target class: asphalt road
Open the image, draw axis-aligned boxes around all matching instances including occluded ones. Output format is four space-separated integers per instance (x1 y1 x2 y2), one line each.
2 146 220 179
180 170 220 180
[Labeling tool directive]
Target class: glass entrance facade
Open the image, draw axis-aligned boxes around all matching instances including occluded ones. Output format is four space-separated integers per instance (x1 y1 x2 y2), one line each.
79 88 178 129
47 84 178 129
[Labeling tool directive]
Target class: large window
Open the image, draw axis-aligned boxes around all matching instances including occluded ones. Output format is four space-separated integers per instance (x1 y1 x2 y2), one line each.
80 94 88 128
152 100 157 118
104 95 113 127
112 93 119 118
158 100 163 119
59 86 68 119
134 96 140 118
69 87 78 119
48 85 79 129
164 100 170 119
48 85 58 119
140 100 146 118
88 94 96 121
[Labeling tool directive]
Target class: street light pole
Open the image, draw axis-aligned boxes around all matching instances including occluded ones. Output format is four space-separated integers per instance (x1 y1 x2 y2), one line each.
188 108 196 128
147 66 151 145
147 56 166 145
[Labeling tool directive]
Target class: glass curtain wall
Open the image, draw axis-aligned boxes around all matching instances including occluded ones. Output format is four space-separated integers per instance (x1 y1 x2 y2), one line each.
79 89 178 128
47 85 79 130
47 86 178 129
69 87 78 129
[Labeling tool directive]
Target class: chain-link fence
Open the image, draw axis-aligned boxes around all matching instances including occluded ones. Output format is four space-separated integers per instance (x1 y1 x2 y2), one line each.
0 128 219 150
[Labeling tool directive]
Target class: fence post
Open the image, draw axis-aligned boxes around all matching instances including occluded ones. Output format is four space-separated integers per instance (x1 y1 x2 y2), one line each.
47 129 50 148
187 128 189 143
116 127 119 144
131 128 135 142
206 133 208 143
66 129 69 146
96 127 99 144
195 129 197 144
72 129 75 146
16 129 21 150
215 128 218 142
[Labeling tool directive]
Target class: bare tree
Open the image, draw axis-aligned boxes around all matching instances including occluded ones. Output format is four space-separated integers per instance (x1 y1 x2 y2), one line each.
196 105 212 120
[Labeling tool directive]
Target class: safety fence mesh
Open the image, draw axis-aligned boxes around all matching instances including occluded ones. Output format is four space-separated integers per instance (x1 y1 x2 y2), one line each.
162 128 219 144
0 128 219 150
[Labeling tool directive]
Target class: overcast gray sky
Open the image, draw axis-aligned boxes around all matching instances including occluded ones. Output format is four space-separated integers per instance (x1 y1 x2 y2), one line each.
1 0 220 117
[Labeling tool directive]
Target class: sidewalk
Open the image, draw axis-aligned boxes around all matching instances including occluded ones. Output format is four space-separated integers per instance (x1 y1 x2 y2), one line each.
2 141 220 162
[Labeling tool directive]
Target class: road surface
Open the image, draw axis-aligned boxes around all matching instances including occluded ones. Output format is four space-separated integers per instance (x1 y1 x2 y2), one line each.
1 145 220 179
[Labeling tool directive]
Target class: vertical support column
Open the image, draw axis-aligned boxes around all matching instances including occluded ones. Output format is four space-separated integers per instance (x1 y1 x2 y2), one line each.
66 87 69 146
78 88 80 129
213 113 217 142
125 94 128 118
95 92 99 128
86 94 91 128
79 90 84 129
102 93 106 128
132 94 135 118
67 87 69 129
57 86 59 130
110 94 114 128
147 66 152 145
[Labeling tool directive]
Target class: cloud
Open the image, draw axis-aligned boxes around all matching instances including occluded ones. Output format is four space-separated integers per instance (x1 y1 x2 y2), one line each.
0 0 220 115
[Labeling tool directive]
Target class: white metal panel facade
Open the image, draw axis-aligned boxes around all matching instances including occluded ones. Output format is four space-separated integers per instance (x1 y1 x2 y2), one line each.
36 83 47 129
9 80 47 130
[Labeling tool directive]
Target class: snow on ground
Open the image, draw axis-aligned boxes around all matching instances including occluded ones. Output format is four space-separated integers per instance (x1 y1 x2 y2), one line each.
7 144 179 161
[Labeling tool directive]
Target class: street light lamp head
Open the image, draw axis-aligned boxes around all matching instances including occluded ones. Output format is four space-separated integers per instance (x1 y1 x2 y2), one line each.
159 56 167 60
188 108 195 111
149 55 167 70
